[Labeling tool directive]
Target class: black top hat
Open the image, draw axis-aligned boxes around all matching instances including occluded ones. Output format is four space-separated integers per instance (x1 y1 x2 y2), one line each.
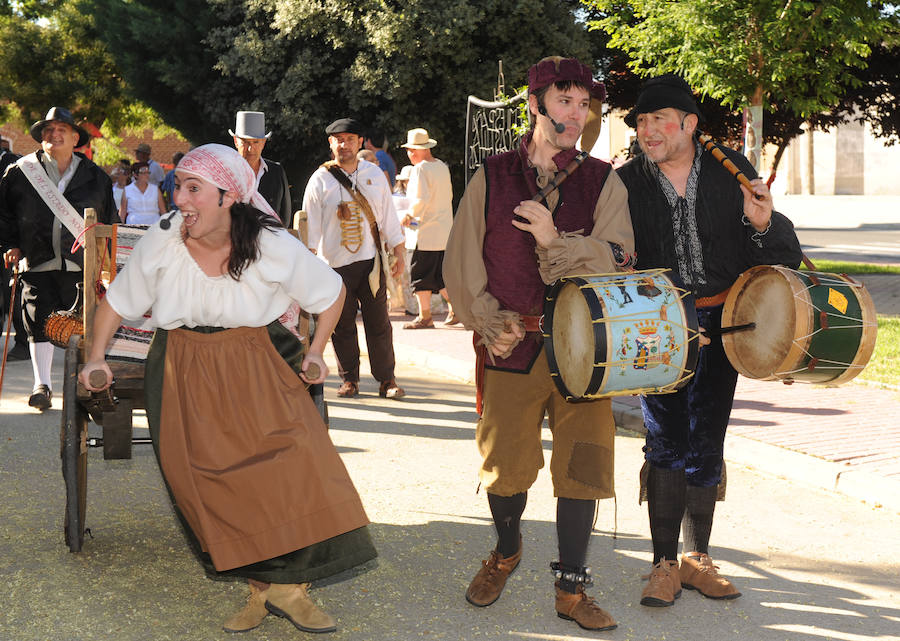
624 74 705 128
325 118 366 136
30 107 91 148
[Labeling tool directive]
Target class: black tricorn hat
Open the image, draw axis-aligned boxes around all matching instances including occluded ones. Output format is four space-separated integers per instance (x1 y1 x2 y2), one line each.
624 74 705 128
30 107 91 148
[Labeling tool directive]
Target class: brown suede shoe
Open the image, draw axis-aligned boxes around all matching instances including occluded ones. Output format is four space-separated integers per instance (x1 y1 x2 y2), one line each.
223 583 269 633
680 552 741 600
336 381 358 398
640 558 681 607
378 379 405 399
465 541 523 607
403 316 434 329
264 583 336 633
555 582 617 631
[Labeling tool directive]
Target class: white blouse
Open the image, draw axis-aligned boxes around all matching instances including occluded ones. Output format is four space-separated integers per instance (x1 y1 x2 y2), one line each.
124 183 162 225
105 213 343 329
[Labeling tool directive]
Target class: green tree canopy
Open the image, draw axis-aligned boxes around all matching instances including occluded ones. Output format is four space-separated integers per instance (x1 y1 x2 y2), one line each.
85 0 599 199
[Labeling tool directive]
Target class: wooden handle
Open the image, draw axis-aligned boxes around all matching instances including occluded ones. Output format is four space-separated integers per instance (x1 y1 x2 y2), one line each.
305 362 321 380
89 369 109 388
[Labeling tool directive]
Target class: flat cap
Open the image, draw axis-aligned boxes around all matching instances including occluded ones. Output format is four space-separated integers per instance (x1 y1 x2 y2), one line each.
325 118 366 136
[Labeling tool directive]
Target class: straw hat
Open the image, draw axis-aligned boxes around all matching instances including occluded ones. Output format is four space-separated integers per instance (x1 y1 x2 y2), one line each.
401 128 436 149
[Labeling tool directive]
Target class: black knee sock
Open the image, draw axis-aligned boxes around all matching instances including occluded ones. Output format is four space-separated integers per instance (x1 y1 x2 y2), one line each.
556 497 596 592
647 465 686 564
488 492 526 557
681 484 717 555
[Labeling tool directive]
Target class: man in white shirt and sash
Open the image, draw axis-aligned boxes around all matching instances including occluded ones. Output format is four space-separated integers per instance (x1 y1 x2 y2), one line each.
302 118 406 400
0 107 117 409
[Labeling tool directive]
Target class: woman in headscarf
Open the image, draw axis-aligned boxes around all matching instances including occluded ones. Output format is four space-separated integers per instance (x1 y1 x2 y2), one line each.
79 144 376 635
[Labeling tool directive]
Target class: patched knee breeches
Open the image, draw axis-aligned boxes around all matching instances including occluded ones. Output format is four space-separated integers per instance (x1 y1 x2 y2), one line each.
476 351 615 499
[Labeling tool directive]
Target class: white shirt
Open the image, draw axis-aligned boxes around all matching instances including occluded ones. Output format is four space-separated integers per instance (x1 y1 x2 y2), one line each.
105 213 342 329
406 158 453 251
123 183 161 225
302 160 404 269
147 159 166 186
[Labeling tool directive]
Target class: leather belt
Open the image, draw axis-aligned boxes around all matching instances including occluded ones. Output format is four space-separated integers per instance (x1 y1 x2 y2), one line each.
521 315 543 333
695 288 730 308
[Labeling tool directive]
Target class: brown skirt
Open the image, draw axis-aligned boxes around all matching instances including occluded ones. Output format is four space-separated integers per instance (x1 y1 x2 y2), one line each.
148 324 372 574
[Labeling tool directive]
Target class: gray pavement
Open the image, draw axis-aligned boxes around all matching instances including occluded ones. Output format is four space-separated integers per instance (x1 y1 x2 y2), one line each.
1 351 900 641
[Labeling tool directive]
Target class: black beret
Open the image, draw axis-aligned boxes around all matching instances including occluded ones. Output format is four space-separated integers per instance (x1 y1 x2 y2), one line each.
624 74 705 128
325 118 366 136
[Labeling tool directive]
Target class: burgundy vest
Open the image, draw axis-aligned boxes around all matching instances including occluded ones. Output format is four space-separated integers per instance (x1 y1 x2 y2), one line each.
482 139 611 372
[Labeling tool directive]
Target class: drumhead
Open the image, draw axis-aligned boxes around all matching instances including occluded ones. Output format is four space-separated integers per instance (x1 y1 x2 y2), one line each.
552 281 598 398
722 266 804 379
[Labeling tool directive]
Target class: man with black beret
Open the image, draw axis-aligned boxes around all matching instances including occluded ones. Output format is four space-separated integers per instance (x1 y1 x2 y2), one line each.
302 117 406 399
616 75 802 607
0 107 116 409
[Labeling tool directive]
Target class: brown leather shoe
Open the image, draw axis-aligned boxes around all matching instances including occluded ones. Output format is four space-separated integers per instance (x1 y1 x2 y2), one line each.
443 312 461 326
223 583 269 633
640 558 681 607
264 583 336 633
465 541 523 607
403 316 434 329
336 381 358 398
378 379 405 399
680 552 741 599
555 582 617 631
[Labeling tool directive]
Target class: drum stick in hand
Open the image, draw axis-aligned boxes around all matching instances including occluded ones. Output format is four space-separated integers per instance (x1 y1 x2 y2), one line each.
704 322 756 337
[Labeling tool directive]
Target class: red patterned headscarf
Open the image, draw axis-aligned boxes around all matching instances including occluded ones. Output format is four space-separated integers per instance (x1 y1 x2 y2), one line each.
176 143 278 219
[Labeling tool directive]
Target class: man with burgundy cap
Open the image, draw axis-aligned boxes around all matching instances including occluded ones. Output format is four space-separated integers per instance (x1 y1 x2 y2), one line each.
0 107 116 410
302 117 406 400
616 74 801 608
444 57 633 630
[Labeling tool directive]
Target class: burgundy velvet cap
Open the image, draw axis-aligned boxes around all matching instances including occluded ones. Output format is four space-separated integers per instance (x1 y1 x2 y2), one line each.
527 57 606 101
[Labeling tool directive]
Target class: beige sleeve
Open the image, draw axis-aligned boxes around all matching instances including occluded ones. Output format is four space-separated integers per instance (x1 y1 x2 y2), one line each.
444 168 522 350
535 169 635 283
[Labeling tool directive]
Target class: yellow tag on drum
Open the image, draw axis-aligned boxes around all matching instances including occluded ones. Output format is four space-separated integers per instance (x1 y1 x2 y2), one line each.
828 288 848 315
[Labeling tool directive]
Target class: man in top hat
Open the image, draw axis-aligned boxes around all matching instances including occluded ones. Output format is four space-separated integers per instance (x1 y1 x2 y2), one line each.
616 74 801 607
230 111 293 227
302 117 406 399
398 128 455 329
444 56 633 631
134 143 165 186
0 107 117 409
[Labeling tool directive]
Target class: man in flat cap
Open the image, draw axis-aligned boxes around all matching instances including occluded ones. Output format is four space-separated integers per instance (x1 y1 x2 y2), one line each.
444 56 633 631
230 110 293 226
0 107 117 409
616 74 801 608
302 117 406 399
134 143 165 186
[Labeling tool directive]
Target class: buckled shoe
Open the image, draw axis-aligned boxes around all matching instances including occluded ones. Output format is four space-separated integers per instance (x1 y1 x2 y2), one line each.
28 384 52 411
264 583 336 633
465 540 523 607
640 558 681 607
555 582 617 631
680 552 741 599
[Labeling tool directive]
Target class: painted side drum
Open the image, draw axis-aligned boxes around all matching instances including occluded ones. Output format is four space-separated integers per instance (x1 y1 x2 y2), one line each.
721 265 877 385
543 269 701 400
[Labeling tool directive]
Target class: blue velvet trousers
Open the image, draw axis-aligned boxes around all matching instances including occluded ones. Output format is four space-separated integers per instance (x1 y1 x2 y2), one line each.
640 305 738 487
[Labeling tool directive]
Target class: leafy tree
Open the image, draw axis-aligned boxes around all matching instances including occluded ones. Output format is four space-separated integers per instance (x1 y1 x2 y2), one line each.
85 0 598 199
585 0 892 172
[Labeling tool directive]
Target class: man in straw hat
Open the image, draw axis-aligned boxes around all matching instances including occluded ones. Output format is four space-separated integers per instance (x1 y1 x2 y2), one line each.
0 107 116 409
302 117 406 400
444 56 634 631
399 127 455 329
230 110 293 227
616 74 801 608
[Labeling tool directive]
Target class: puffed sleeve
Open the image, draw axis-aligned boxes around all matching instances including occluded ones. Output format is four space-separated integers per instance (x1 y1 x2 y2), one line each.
259 229 342 314
104 226 166 320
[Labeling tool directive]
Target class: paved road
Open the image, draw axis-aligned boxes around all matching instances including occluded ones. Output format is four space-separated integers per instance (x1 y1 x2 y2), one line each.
797 226 900 265
1 352 899 641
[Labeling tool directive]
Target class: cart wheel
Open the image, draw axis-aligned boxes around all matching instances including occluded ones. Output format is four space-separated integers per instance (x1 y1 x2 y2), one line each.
60 335 88 553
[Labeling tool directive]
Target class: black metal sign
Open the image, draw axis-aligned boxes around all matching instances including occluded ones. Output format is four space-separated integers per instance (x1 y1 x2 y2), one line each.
464 90 528 185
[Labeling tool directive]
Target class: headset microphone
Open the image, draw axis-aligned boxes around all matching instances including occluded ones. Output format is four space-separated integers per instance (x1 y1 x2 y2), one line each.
538 104 566 134
159 210 178 230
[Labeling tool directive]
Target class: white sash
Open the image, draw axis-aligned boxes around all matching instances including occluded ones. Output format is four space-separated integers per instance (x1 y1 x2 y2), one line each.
17 154 85 240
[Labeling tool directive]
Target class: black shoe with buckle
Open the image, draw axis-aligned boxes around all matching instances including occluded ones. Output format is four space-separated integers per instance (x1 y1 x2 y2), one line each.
28 385 52 411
